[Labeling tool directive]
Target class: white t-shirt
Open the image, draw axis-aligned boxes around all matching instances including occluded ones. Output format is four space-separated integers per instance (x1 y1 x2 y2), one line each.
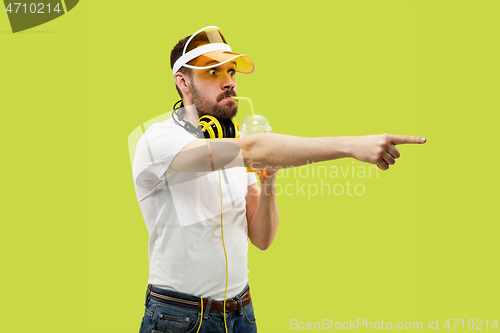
132 117 258 300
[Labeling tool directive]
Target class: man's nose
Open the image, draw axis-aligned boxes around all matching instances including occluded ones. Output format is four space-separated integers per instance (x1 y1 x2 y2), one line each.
221 74 236 90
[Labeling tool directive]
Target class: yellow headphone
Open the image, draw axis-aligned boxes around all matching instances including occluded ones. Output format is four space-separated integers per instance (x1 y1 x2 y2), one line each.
197 114 240 139
171 101 240 139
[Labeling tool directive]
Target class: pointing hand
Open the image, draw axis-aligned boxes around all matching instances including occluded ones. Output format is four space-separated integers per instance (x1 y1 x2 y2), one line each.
348 134 427 170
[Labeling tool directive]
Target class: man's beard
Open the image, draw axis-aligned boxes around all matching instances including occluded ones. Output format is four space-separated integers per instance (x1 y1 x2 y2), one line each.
191 82 238 120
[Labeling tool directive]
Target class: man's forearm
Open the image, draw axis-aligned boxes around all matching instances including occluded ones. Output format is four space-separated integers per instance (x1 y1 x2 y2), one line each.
247 175 279 251
242 133 351 170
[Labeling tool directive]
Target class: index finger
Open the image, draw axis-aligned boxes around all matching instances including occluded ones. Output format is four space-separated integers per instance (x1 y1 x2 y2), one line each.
390 135 427 145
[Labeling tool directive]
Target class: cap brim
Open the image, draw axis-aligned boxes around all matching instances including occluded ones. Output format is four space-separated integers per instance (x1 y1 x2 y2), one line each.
186 51 255 74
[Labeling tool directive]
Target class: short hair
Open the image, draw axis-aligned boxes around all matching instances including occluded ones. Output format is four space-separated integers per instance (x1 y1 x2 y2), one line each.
170 35 193 99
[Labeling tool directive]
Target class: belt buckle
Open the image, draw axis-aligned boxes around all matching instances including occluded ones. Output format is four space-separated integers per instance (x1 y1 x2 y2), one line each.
234 295 243 313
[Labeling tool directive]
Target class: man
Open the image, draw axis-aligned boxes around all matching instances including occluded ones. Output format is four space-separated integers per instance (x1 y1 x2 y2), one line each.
133 26 426 333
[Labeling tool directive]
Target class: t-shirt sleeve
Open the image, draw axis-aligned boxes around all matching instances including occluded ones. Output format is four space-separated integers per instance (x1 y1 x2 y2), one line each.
133 119 197 189
247 170 258 186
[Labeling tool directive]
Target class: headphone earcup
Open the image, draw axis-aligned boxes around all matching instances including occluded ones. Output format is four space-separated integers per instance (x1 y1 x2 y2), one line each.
197 116 239 139
197 115 220 139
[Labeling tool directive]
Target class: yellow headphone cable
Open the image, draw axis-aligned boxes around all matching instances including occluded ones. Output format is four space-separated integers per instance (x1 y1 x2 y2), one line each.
196 170 228 333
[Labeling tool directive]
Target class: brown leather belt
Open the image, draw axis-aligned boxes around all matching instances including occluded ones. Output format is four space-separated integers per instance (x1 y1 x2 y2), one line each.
202 290 251 311
148 286 251 312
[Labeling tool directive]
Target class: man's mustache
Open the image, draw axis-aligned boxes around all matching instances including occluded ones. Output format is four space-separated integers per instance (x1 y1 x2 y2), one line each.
217 90 237 102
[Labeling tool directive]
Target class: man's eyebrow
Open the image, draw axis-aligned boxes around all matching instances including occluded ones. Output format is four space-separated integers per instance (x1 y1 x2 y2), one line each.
203 60 238 68
203 60 219 66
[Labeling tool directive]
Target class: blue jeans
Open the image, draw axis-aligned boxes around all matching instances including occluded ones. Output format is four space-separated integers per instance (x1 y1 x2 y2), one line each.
139 284 257 333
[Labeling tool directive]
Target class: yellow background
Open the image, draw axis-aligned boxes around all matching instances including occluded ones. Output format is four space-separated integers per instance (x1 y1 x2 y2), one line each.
1 0 499 332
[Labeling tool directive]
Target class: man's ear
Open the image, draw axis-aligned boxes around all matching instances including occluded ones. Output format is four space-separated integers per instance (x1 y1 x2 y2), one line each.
174 72 191 96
